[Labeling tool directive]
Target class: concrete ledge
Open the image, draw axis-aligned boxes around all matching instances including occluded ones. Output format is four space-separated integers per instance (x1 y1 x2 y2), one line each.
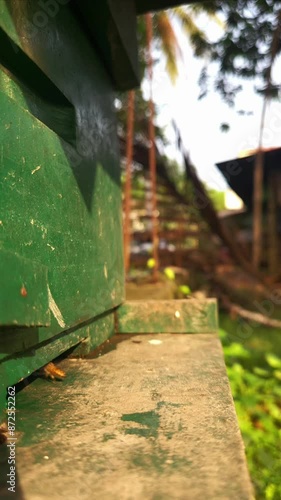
116 300 218 333
1 334 254 499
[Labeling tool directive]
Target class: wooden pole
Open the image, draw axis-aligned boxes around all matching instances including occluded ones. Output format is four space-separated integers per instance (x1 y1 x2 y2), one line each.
123 90 135 275
252 9 281 269
267 172 278 276
145 13 159 281
252 145 264 269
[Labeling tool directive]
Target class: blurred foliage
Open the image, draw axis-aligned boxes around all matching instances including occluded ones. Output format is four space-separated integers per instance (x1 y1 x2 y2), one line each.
206 188 226 211
220 316 281 499
199 1 281 104
137 6 213 85
178 284 191 296
117 4 221 146
147 258 156 269
116 89 168 146
162 268 192 295
164 267 176 280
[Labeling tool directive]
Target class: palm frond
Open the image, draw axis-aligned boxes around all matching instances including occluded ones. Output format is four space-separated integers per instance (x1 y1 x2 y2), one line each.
172 7 210 57
154 11 181 84
203 12 225 29
172 7 206 38
187 3 225 29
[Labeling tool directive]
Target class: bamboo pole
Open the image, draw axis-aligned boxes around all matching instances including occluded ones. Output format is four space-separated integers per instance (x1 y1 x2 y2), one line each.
145 13 159 281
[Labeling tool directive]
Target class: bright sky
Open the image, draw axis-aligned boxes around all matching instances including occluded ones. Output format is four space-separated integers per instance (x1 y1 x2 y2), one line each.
143 11 281 191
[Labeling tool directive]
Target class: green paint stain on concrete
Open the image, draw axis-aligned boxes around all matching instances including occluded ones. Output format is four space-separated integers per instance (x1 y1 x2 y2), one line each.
121 403 187 441
178 421 183 432
152 495 171 500
156 401 182 410
164 431 174 440
124 427 154 438
121 410 160 439
122 406 192 473
131 445 192 474
102 433 115 442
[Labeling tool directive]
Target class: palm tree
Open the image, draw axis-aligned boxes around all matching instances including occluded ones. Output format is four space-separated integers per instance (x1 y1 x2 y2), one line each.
124 5 215 279
145 12 159 281
154 6 219 82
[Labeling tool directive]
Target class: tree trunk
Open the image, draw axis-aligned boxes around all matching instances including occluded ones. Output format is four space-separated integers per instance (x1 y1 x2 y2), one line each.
267 172 278 276
252 149 264 269
123 90 135 275
145 13 159 281
252 9 281 269
252 104 266 269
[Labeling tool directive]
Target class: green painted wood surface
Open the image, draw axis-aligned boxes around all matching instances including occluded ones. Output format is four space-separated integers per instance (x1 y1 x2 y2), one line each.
0 0 124 401
0 309 115 416
0 87 123 332
0 249 50 327
0 24 76 144
116 300 218 334
73 0 139 90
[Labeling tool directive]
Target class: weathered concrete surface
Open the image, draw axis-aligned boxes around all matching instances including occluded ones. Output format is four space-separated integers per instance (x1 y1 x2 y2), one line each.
4 334 254 500
126 281 177 300
116 300 218 333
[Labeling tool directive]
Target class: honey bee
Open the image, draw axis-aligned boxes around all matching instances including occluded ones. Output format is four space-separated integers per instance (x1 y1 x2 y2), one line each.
39 362 66 381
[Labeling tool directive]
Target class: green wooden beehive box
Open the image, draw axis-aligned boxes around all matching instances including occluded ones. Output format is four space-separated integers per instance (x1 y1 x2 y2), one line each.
0 0 222 420
0 0 141 411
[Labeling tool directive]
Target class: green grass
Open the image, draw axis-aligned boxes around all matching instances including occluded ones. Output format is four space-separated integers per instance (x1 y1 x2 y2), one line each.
220 314 281 500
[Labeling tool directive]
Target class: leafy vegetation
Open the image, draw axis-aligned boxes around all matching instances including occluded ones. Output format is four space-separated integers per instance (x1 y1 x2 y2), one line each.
199 0 281 104
220 315 281 500
206 188 226 211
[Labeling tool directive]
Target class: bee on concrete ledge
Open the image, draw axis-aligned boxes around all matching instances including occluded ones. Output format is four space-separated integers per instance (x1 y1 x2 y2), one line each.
38 362 66 381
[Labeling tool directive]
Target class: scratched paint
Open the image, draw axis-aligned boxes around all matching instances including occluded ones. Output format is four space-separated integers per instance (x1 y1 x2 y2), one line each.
47 285 66 329
30 219 48 238
31 165 41 174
